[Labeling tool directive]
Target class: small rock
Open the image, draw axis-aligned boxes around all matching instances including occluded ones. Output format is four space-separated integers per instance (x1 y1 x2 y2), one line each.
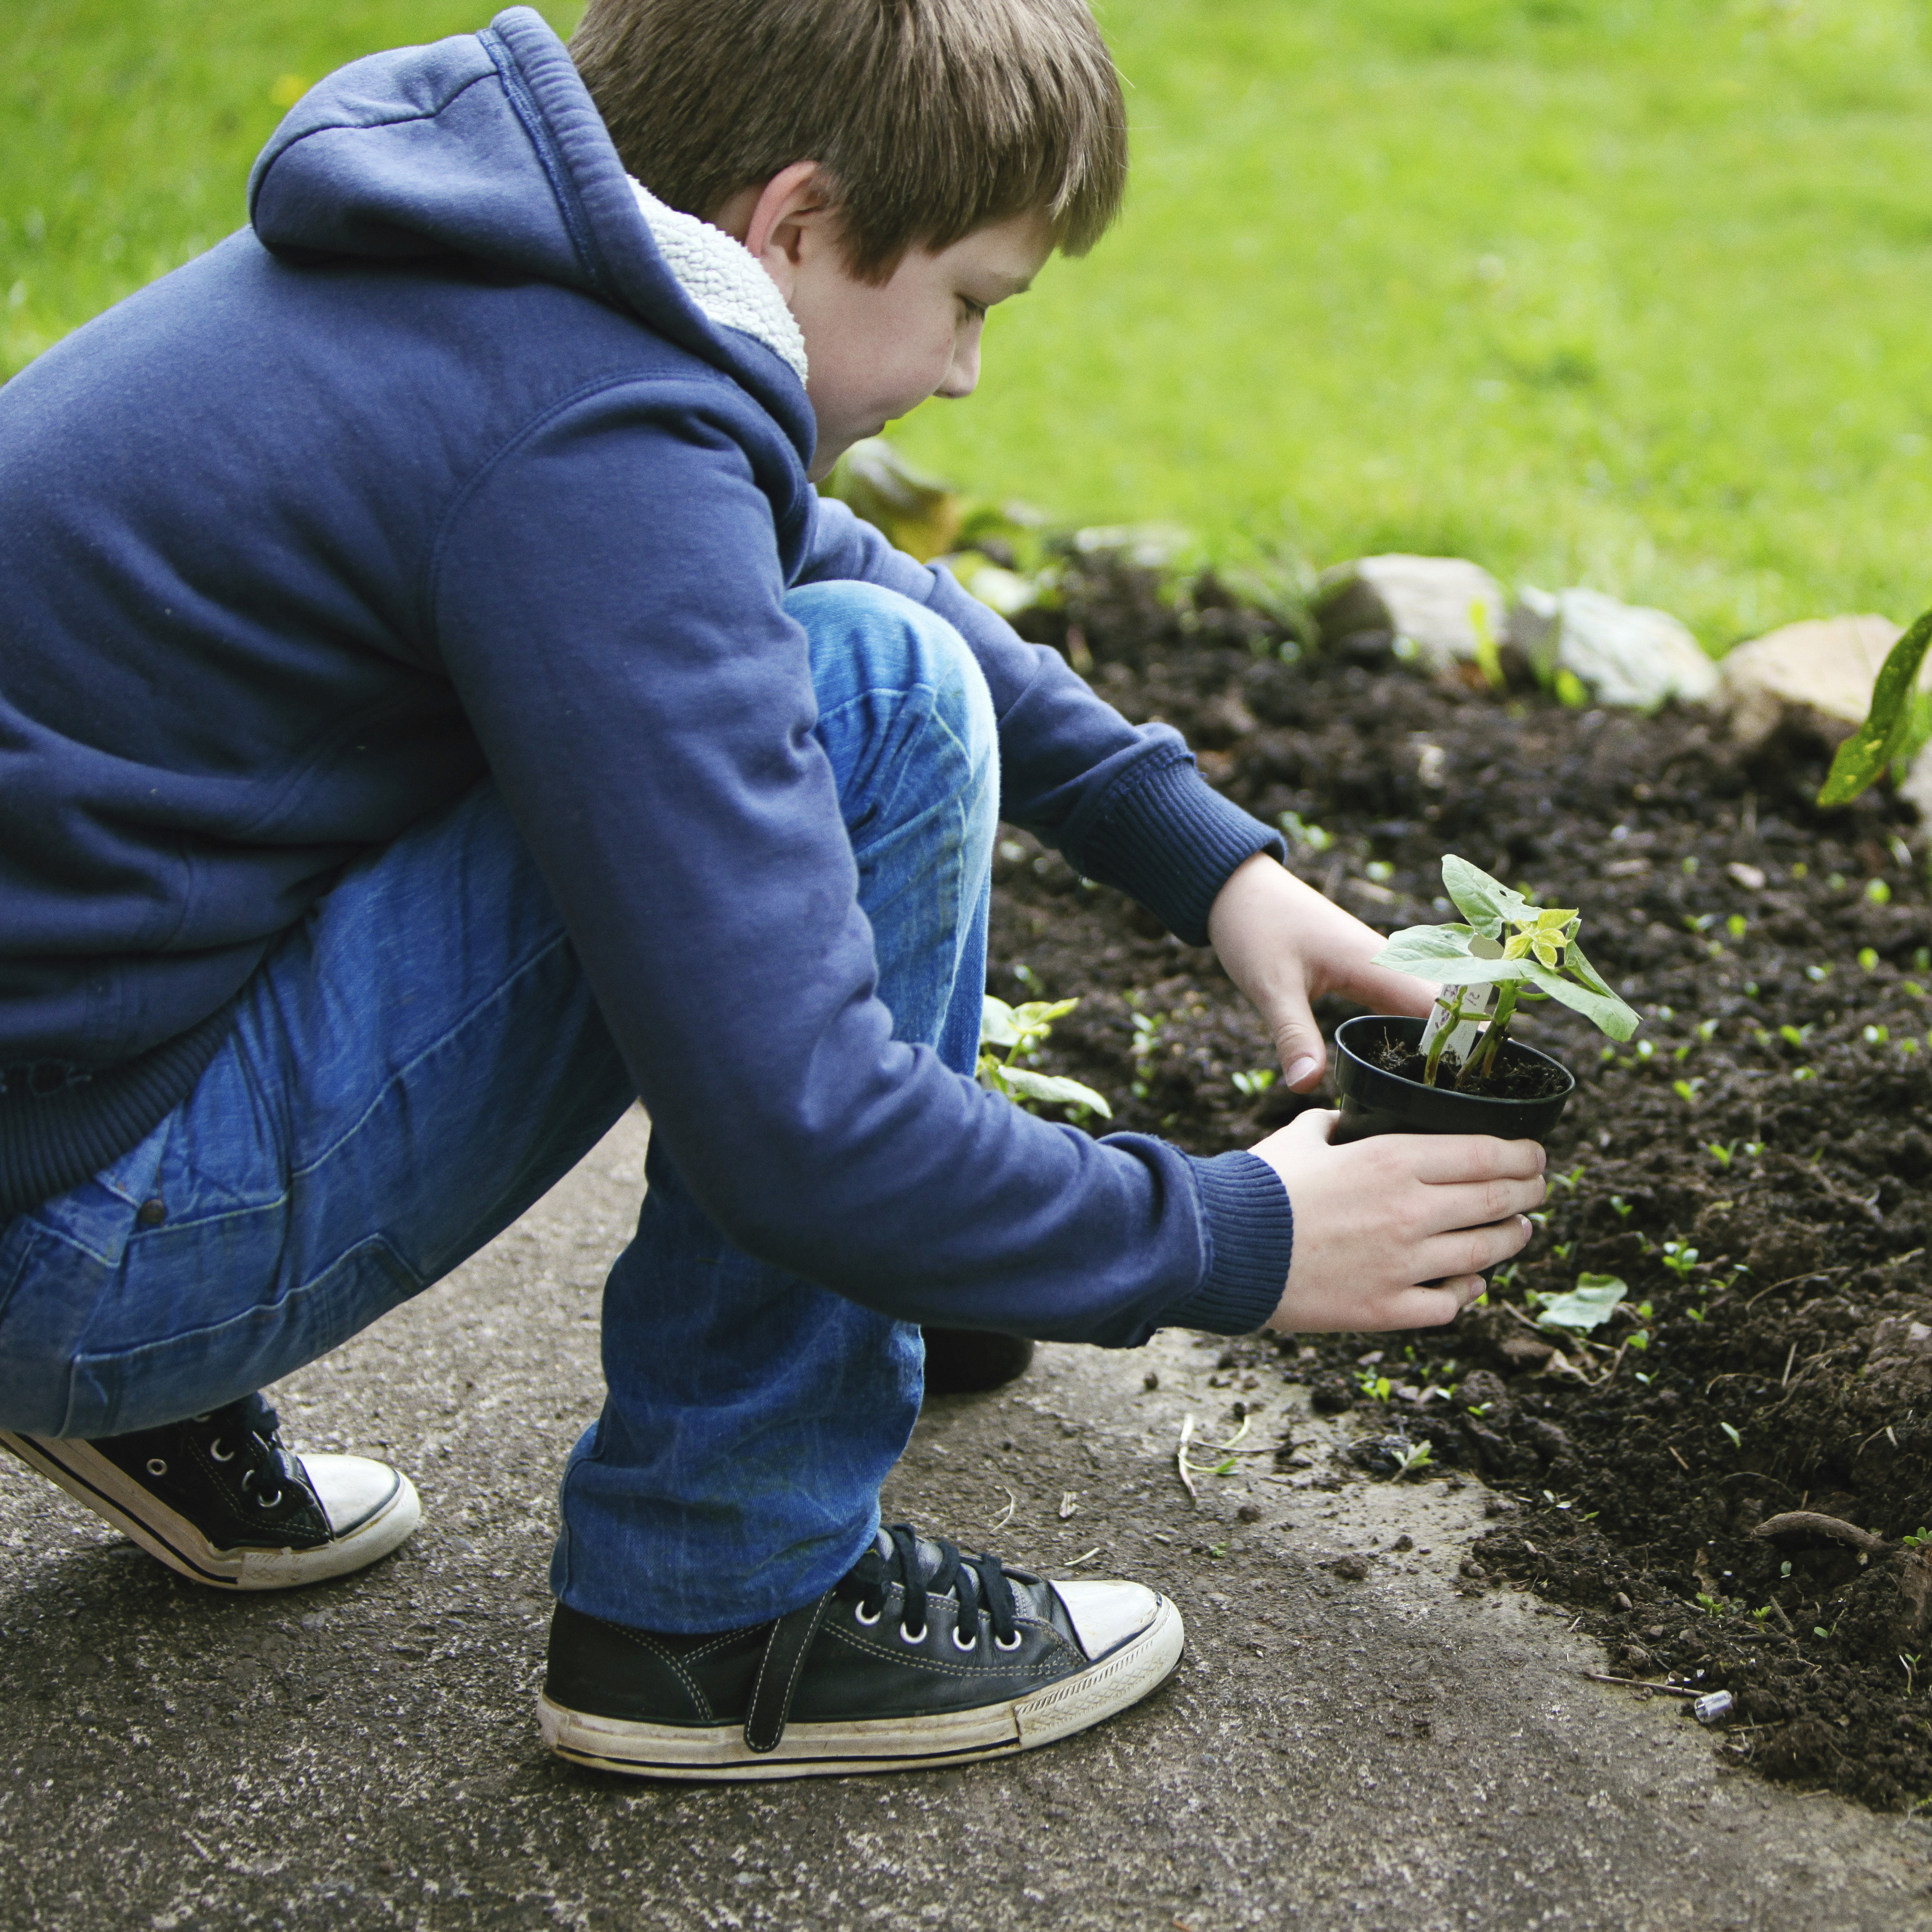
1509 586 1719 709
1501 1334 1556 1371
1142 1370 1160 1392
1329 1554 1372 1581
1716 613 1907 751
1726 861 1766 891
1391 1534 1415 1553
1236 1503 1264 1523
1313 555 1507 675
1309 1376 1356 1414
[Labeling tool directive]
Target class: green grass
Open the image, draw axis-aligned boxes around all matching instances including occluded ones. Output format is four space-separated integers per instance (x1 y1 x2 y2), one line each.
9 0 1932 645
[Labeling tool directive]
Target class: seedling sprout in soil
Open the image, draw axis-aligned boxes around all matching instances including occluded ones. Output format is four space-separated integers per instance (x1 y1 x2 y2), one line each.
977 995 1110 1122
1372 856 1641 1090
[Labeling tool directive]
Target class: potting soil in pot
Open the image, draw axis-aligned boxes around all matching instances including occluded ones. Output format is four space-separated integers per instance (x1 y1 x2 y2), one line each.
989 551 1932 1810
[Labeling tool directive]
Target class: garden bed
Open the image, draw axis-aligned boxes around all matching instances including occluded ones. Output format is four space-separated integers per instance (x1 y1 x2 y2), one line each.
991 554 1932 1810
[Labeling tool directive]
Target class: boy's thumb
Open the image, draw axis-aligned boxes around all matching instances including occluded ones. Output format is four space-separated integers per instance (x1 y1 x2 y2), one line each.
1273 1004 1326 1092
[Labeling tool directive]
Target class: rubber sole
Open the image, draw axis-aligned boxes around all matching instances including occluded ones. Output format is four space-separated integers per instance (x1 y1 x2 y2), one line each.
0 1429 422 1589
538 1590 1185 1781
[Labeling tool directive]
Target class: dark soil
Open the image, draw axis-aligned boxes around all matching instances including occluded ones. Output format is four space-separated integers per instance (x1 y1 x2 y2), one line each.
988 552 1932 1810
1370 1028 1570 1102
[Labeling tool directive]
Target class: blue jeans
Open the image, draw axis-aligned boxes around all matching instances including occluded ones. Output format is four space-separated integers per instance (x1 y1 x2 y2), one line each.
0 582 999 1632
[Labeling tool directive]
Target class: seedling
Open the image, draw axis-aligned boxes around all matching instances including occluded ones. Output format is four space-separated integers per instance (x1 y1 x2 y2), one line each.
1661 1241 1699 1280
1860 946 1882 970
1727 914 1748 940
1231 1067 1277 1097
1706 1141 1736 1168
1536 1274 1627 1333
1904 1653 1923 1697
1357 1369 1393 1403
1609 1195 1633 1221
1719 1422 1743 1450
1550 1163 1586 1192
978 997 1112 1119
1864 1025 1889 1045
1395 1442 1436 1478
1779 1023 1813 1049
1372 857 1639 1088
1672 1078 1703 1105
1905 1528 1932 1551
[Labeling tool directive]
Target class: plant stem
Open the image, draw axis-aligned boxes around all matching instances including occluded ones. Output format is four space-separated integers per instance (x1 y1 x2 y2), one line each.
1472 982 1520 1084
1423 995 1463 1087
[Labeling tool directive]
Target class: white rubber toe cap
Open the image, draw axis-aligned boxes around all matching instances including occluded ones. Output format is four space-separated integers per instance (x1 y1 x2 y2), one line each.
1052 1579 1162 1662
303 1453 403 1535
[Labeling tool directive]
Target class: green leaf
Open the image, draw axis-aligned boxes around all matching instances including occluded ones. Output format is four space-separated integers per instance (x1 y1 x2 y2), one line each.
980 995 1022 1049
1818 607 1932 808
1011 997 1079 1031
1439 855 1535 935
997 1066 1114 1118
1373 923 1538 985
1519 949 1641 1040
1536 1273 1628 1332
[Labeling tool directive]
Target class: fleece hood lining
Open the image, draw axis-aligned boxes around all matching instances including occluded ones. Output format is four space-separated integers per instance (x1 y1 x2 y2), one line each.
626 179 808 384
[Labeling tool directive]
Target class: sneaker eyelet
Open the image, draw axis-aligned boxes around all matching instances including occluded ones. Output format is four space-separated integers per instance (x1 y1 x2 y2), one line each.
145 1457 167 1477
897 1622 927 1646
995 1631 1023 1652
254 1489 284 1510
209 1439 234 1462
853 1602 882 1627
951 1624 977 1652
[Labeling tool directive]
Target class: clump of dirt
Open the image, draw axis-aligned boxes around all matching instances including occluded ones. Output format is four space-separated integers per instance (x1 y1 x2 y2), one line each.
989 552 1932 1809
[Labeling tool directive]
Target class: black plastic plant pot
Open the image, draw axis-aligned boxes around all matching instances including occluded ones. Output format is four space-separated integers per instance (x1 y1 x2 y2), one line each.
1331 1013 1575 1145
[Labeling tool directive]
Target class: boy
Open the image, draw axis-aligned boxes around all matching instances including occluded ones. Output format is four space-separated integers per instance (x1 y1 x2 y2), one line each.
0 0 1543 1778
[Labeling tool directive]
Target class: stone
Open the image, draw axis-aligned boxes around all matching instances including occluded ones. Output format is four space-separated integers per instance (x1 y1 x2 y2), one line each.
1313 555 1507 674
1508 586 1720 709
1715 613 1907 751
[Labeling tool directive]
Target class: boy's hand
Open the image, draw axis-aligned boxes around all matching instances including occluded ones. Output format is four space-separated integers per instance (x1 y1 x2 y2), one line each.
1206 852 1433 1091
1252 1110 1545 1332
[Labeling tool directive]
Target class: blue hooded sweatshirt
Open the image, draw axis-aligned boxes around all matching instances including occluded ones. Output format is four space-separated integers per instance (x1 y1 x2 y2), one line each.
0 8 1294 1344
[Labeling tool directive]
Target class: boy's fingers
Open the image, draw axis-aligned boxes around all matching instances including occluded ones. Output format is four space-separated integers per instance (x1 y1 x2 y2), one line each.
1377 1132 1547 1185
1409 1173 1547 1233
1372 1277 1487 1330
1415 1213 1534 1284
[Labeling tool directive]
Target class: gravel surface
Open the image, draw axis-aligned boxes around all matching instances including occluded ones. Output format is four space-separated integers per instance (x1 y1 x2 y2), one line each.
4 1110 1930 1930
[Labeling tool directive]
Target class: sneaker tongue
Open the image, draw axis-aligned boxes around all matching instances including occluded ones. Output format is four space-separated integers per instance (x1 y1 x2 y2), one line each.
871 1528 948 1584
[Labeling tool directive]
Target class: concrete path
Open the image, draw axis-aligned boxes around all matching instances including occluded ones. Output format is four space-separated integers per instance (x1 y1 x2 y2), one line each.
4 1111 1929 1930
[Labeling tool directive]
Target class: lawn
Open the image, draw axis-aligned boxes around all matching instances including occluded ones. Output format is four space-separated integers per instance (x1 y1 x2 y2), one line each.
8 0 1932 646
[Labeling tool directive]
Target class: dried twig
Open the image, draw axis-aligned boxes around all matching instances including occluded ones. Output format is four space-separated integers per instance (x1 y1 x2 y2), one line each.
1751 1511 1890 1555
990 1486 1017 1530
1582 1671 1700 1698
1067 1547 1101 1568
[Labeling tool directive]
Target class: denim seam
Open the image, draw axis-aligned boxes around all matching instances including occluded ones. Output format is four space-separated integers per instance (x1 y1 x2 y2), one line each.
59 1232 419 1437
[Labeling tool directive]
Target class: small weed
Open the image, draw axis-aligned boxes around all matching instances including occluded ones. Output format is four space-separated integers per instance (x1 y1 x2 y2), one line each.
1706 1141 1735 1168
1672 1077 1704 1104
1609 1196 1633 1221
1231 1067 1276 1097
1719 1421 1743 1450
1661 1241 1699 1280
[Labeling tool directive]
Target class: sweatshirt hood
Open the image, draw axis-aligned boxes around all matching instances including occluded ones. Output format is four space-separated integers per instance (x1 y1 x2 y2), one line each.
247 6 813 449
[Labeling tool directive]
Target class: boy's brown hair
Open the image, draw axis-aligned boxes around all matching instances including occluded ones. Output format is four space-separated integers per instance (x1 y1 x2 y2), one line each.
570 0 1128 281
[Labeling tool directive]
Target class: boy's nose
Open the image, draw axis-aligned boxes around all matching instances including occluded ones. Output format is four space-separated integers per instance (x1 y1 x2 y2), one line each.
937 340 980 401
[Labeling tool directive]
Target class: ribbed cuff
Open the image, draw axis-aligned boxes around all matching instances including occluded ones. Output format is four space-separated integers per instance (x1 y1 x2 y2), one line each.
0 1004 238 1215
1073 754 1284 947
1158 1150 1294 1335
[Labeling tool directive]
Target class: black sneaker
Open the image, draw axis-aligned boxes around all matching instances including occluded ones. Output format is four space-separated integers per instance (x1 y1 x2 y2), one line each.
538 1523 1184 1780
920 1327 1035 1395
0 1393 421 1589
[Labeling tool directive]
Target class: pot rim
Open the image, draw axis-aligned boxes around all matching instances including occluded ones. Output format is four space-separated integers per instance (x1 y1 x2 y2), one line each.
1334 1012 1576 1104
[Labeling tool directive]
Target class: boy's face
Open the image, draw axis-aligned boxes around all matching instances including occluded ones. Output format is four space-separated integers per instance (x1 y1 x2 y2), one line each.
718 167 1054 482
788 212 1054 481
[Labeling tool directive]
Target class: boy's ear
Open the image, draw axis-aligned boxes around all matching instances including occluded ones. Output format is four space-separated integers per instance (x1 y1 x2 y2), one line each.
725 162 842 299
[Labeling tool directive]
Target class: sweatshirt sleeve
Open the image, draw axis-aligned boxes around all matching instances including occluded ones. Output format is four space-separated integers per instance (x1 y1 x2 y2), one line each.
429 380 1290 1345
798 495 1284 947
